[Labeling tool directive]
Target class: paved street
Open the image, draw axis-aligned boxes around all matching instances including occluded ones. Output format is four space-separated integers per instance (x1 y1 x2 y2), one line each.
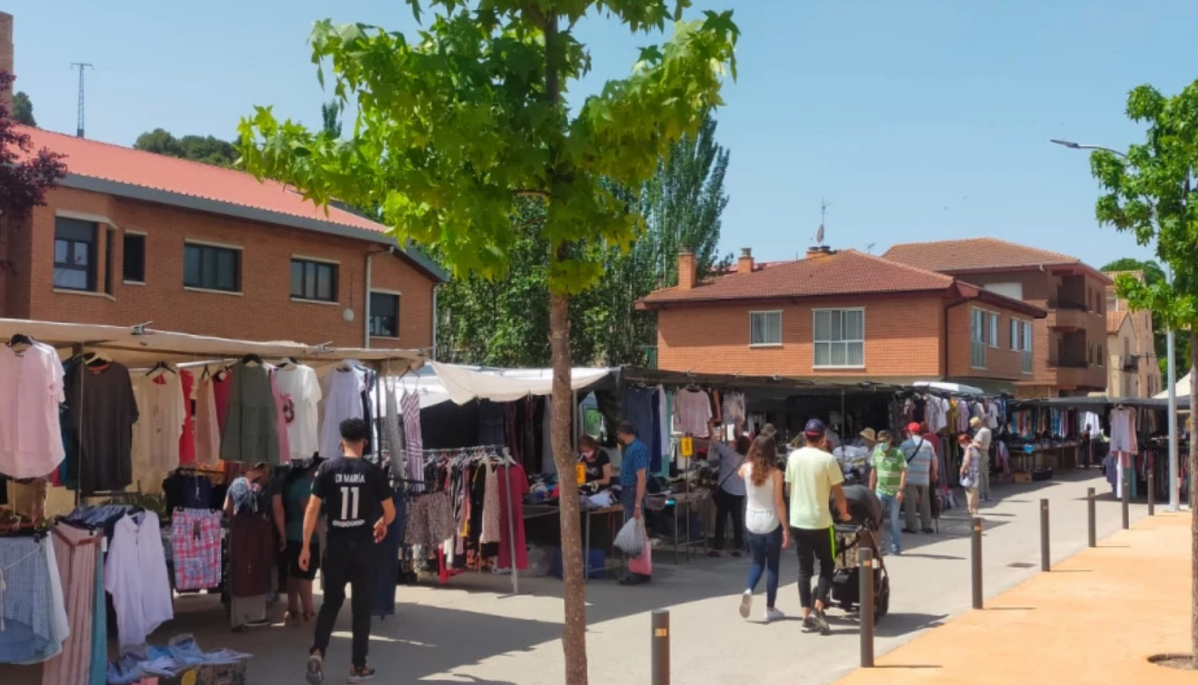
7 471 1147 685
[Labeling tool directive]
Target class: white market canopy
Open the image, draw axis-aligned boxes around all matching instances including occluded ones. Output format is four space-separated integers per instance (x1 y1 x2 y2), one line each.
0 318 425 369
1155 373 1191 400
422 362 612 407
913 381 985 396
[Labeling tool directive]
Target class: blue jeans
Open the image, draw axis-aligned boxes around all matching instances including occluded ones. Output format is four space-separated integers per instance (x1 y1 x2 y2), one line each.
878 492 902 554
746 526 783 608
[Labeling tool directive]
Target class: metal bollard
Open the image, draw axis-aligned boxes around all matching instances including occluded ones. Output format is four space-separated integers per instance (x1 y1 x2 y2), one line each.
651 610 670 685
1087 488 1096 548
859 548 875 668
1148 466 1155 516
1040 499 1050 572
971 517 983 610
1121 468 1130 530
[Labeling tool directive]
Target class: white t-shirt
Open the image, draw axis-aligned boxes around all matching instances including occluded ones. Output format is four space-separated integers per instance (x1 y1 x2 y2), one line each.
743 464 781 534
106 511 173 647
673 389 712 437
275 365 322 460
319 366 366 458
132 372 186 475
0 343 65 478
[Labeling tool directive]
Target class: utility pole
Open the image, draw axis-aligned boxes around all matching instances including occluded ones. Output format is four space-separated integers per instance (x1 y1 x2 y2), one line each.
70 62 93 138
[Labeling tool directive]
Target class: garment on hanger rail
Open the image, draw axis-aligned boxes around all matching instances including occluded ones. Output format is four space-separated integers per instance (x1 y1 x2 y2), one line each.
319 365 366 459
673 388 712 437
0 343 66 480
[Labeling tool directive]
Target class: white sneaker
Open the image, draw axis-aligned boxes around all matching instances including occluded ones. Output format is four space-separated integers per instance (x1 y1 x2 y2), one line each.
739 591 752 619
765 607 786 623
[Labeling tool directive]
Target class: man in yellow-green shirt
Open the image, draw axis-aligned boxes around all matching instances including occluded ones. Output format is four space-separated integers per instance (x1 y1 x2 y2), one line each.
785 419 851 635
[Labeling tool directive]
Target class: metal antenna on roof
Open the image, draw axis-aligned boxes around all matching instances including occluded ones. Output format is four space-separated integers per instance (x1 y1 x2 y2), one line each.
70 63 93 138
814 197 831 246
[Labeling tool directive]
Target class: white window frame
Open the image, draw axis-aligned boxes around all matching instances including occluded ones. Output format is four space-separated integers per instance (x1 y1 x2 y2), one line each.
988 311 1000 348
1021 320 1034 374
749 310 783 347
970 307 987 369
812 308 865 369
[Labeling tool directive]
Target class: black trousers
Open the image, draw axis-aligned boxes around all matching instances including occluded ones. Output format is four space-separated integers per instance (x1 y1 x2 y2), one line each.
791 526 834 610
713 489 745 551
312 536 376 669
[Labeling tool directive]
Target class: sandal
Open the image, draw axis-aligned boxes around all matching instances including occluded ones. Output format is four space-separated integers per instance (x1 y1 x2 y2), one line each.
284 610 302 626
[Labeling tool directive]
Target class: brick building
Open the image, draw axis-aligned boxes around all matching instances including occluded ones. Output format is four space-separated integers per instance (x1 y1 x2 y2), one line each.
639 246 1046 392
883 237 1110 397
0 126 446 349
1105 271 1161 398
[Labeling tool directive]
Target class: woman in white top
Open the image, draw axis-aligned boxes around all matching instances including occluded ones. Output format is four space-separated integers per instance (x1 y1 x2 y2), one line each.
736 432 790 622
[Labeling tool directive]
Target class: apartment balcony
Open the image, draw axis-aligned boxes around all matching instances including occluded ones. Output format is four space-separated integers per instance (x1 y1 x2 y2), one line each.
1045 307 1089 331
1047 358 1107 391
1121 355 1139 371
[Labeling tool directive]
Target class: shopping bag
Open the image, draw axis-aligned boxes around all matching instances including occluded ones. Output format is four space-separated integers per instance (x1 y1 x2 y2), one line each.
629 528 652 576
615 517 645 558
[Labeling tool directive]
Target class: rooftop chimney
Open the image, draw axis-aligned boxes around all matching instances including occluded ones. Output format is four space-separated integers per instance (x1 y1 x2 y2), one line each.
738 247 754 274
806 245 835 260
678 250 696 290
0 12 12 113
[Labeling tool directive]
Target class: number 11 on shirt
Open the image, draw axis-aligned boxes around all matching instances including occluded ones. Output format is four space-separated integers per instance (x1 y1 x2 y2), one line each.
340 486 360 520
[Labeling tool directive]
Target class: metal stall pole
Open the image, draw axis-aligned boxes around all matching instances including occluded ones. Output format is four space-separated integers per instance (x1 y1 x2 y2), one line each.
502 448 520 595
858 548 875 668
1148 464 1155 516
1039 498 1050 572
1121 465 1130 530
1087 487 1096 548
971 517 983 609
651 610 670 685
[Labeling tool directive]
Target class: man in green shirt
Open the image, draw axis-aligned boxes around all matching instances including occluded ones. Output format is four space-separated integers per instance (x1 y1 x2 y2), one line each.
869 429 908 556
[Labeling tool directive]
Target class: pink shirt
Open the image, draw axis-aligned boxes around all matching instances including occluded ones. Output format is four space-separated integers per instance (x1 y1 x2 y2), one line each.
0 343 66 478
270 369 291 464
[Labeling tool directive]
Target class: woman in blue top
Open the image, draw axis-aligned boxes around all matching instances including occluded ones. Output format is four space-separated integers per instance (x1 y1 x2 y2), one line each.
276 458 322 624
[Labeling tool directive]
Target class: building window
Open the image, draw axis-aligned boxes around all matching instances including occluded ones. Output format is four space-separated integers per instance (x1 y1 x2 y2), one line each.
184 242 240 292
988 312 999 348
813 309 864 368
970 308 986 369
749 311 782 346
1098 343 1104 367
290 258 338 302
1010 319 1019 350
370 291 400 338
104 229 114 295
123 233 146 283
1021 321 1033 374
53 217 96 291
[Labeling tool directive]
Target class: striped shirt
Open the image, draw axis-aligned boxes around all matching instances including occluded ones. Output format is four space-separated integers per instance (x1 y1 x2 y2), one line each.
870 446 908 496
900 437 936 487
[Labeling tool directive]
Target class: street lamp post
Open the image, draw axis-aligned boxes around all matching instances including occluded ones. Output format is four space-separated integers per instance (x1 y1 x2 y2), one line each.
1051 138 1181 512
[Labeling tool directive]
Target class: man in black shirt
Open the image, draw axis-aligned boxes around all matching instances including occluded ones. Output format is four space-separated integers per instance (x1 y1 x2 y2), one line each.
300 418 396 684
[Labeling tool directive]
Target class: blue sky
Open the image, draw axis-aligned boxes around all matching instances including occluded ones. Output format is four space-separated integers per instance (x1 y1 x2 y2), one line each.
7 0 1196 269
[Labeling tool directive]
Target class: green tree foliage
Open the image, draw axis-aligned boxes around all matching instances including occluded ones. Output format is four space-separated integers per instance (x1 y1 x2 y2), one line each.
320 100 341 138
133 128 237 167
1100 257 1188 381
436 112 731 367
237 4 737 681
1088 78 1198 666
12 91 35 126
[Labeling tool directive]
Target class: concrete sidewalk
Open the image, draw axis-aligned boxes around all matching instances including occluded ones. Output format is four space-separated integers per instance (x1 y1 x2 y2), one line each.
836 511 1195 685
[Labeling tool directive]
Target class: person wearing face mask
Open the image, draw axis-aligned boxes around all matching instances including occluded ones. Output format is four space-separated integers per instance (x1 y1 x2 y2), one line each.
868 430 907 556
578 435 611 492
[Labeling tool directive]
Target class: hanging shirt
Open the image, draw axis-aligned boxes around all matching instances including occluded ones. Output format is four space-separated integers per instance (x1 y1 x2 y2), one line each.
269 370 292 464
105 511 173 647
194 375 222 467
319 367 366 459
1109 407 1138 454
133 372 186 475
0 535 66 664
721 392 747 426
178 370 196 466
673 388 713 437
274 365 322 461
64 363 139 496
0 343 66 479
220 362 281 465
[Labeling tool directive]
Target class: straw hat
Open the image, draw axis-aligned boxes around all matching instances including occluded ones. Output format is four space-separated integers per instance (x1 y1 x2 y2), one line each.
859 428 877 442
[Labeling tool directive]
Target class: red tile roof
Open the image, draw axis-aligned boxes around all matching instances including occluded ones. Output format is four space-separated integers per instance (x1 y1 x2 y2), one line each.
18 125 385 235
882 237 1084 273
641 249 956 306
1107 310 1131 335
